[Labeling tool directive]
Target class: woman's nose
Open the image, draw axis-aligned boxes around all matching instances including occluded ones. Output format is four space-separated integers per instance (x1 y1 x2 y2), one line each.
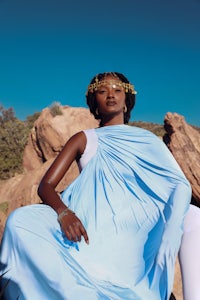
107 88 114 98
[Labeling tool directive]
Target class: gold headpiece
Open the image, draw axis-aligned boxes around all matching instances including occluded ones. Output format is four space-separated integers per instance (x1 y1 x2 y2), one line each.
86 73 137 95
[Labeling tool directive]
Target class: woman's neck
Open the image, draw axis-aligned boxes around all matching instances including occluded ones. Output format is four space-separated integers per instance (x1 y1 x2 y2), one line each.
100 115 125 127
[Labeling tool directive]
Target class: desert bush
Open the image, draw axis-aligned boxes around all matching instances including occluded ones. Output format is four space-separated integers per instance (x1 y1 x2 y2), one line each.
49 101 63 117
129 121 166 137
0 106 30 179
0 119 29 179
25 111 41 129
0 202 8 214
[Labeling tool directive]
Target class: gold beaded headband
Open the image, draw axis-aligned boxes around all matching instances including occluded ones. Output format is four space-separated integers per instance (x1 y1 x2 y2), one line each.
86 74 137 95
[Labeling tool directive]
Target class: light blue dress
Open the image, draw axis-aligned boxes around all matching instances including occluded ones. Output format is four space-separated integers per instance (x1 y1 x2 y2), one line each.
0 125 191 300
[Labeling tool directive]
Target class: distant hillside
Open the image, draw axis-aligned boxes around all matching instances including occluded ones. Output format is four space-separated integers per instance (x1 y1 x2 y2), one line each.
130 121 200 136
129 121 166 136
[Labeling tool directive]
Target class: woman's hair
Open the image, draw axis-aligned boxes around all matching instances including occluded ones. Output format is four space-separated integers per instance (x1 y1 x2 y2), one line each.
86 72 136 124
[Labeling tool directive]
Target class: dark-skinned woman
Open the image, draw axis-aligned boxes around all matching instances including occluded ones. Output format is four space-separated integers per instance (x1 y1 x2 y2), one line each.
0 72 191 299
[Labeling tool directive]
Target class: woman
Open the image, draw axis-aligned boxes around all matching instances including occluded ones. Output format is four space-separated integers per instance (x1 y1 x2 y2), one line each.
0 72 191 299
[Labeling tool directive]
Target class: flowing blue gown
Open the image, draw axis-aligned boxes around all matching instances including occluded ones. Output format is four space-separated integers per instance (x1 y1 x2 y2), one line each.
0 125 191 300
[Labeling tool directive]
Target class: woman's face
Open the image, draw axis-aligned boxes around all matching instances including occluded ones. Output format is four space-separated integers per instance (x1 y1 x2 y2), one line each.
95 76 126 118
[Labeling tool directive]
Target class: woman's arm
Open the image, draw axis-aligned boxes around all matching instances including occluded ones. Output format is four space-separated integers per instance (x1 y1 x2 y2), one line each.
38 131 89 244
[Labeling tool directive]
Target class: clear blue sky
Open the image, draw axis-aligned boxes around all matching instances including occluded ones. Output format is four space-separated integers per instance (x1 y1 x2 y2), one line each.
0 0 200 125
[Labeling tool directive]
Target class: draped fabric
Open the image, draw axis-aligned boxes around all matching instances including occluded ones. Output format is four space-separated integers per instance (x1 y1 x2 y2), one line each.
0 125 191 300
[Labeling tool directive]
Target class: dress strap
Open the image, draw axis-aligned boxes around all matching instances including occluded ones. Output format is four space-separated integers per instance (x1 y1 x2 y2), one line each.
78 129 98 171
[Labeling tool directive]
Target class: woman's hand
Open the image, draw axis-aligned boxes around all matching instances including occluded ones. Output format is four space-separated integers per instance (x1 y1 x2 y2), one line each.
59 209 89 244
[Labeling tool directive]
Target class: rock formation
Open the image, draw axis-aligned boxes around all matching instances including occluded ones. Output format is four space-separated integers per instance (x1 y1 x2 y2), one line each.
23 106 99 171
164 112 200 206
0 106 98 218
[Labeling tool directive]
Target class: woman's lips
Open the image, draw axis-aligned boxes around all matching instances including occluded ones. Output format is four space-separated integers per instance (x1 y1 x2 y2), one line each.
106 100 117 106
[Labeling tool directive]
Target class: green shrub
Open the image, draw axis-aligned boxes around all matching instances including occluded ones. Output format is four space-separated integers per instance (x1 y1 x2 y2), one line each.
25 112 41 129
49 102 63 117
0 202 8 214
0 119 29 179
129 121 166 137
0 106 31 180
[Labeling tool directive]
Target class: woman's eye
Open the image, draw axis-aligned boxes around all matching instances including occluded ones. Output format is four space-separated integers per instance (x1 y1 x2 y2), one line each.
98 90 106 94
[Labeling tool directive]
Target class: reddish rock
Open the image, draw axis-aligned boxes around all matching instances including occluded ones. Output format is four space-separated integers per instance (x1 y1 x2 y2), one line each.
0 106 98 218
164 112 200 206
23 106 98 171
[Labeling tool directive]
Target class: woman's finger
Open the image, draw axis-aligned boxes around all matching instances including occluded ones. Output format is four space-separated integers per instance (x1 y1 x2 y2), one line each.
79 224 89 244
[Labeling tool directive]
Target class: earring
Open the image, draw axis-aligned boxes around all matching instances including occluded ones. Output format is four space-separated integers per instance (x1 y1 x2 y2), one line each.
123 106 127 113
96 108 99 116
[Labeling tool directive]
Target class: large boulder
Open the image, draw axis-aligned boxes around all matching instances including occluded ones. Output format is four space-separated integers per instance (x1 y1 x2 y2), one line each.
0 106 98 217
163 112 200 206
23 106 98 171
